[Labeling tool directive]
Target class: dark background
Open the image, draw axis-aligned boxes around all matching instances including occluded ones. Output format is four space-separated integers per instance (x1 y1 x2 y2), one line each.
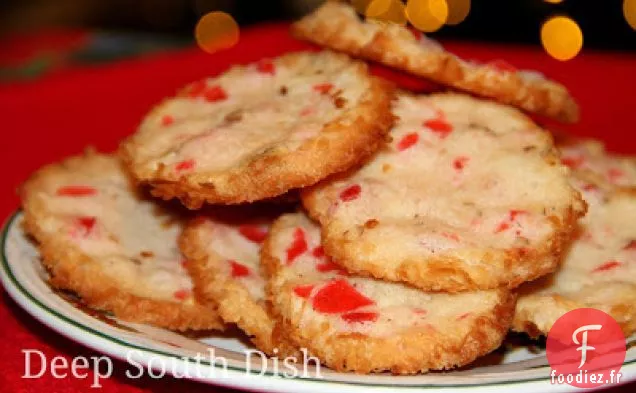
1 0 635 51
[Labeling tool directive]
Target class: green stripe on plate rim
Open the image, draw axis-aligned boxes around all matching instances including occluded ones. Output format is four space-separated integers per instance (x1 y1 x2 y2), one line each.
2 210 633 389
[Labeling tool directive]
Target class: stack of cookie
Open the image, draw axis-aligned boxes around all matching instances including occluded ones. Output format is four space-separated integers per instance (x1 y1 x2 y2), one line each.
20 1 636 375
513 138 636 337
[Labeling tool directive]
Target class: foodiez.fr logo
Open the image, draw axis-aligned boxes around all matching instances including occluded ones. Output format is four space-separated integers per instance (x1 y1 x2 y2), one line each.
547 308 626 388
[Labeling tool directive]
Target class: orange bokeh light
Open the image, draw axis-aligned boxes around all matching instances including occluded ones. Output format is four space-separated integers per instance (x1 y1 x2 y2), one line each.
540 16 583 61
625 0 636 30
406 0 448 32
446 0 470 25
367 0 407 25
194 11 240 54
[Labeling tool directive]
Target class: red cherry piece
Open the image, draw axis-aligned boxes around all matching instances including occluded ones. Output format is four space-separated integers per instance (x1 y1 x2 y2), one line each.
313 83 334 95
238 224 268 243
582 183 599 192
592 261 622 273
453 156 469 171
286 228 308 264
230 260 251 277
413 308 428 316
494 210 526 234
608 168 625 183
300 107 314 117
341 311 378 324
203 85 228 102
561 156 584 169
293 284 314 298
56 186 98 197
185 80 207 97
77 217 96 234
397 132 419 151
175 159 195 173
509 210 527 221
256 59 276 75
489 59 517 73
312 279 375 314
424 118 453 138
441 232 460 242
494 221 510 234
624 240 636 250
408 26 422 41
339 184 361 202
161 115 174 126
312 246 325 258
173 289 190 301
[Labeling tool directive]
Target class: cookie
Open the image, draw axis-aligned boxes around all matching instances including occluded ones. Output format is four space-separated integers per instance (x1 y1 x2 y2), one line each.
558 138 636 188
292 2 578 122
120 50 394 208
20 151 224 331
262 212 516 374
513 141 636 337
302 92 586 292
179 209 296 355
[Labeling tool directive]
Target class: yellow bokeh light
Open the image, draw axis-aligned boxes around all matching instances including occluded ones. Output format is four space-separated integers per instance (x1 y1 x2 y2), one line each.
194 11 239 54
445 0 470 25
406 0 448 32
544 0 563 4
625 0 636 30
362 0 392 18
540 16 583 61
367 0 407 25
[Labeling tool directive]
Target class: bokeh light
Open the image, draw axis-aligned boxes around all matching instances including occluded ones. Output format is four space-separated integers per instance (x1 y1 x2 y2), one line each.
540 16 583 61
445 0 471 25
544 0 563 4
367 0 407 25
406 0 448 32
194 11 239 54
624 0 636 30
361 0 392 18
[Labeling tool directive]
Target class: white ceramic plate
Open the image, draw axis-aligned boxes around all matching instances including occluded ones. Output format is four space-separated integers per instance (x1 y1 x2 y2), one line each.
2 211 634 393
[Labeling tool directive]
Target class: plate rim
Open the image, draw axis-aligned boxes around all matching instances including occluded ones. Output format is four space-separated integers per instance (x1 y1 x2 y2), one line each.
1 210 634 391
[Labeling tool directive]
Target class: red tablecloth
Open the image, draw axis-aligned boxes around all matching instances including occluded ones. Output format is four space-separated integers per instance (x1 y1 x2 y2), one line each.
0 23 635 392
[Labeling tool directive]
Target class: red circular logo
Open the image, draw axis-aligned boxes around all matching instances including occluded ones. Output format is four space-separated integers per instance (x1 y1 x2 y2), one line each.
547 308 626 388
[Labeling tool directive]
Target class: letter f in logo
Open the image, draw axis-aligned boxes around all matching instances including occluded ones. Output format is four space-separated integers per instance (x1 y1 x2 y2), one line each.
572 324 602 368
